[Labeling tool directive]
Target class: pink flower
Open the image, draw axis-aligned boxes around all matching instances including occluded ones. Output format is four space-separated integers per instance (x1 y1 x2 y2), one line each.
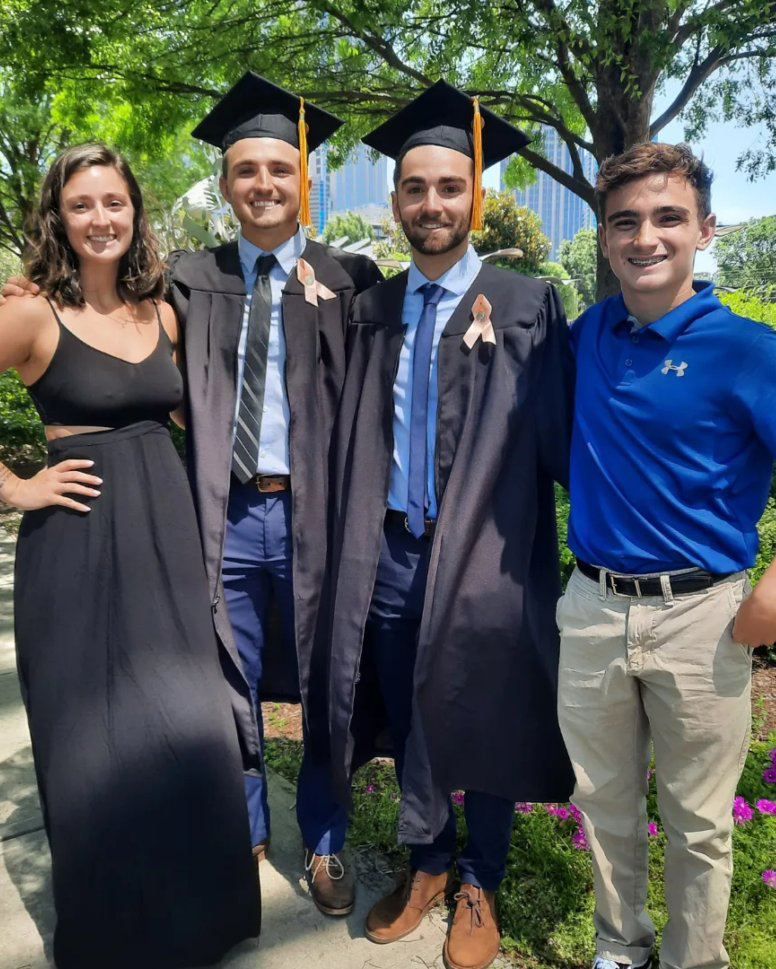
769 748 776 766
762 870 776 888
572 828 590 851
733 796 754 824
451 791 465 807
568 804 583 823
756 799 776 816
646 768 655 782
763 767 776 785
366 784 376 794
514 802 533 814
546 805 569 820
648 822 659 838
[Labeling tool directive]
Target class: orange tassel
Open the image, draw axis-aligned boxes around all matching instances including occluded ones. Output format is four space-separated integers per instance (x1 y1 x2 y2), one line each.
470 96 484 231
298 97 312 228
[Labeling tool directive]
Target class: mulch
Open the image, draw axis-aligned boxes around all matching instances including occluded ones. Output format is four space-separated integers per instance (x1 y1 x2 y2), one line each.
264 655 776 745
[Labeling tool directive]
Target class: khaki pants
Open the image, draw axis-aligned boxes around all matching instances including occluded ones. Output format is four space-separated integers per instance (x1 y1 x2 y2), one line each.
557 567 752 969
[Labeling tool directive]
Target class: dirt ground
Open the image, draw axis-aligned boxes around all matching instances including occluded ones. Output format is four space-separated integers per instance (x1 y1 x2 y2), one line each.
264 656 776 745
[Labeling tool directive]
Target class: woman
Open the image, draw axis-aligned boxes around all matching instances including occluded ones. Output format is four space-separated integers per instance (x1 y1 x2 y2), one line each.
0 144 260 968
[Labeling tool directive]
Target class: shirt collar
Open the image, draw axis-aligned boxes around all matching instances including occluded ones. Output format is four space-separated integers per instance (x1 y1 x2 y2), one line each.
406 243 481 297
238 225 306 279
610 280 718 341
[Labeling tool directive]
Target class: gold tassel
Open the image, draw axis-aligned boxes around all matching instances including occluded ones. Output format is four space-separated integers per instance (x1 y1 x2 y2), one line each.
298 96 312 228
470 96 484 231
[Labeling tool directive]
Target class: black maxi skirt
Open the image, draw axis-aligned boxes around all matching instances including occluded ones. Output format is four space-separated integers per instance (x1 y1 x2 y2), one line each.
13 421 260 969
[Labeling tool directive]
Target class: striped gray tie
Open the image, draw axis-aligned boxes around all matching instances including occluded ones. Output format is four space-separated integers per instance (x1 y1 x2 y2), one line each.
232 253 277 483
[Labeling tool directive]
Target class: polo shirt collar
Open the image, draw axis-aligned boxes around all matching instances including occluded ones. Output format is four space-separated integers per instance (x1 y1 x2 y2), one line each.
238 225 305 278
407 243 481 296
610 280 718 342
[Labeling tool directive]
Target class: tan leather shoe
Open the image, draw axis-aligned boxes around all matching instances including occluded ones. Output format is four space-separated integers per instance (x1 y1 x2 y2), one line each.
252 841 270 864
366 868 453 943
304 849 355 916
443 884 500 969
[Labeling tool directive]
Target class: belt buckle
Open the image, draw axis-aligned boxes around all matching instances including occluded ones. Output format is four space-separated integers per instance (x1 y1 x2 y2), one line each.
257 476 282 493
403 515 434 538
609 573 640 597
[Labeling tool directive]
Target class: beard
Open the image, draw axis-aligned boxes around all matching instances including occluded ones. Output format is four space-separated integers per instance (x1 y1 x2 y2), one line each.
401 212 470 255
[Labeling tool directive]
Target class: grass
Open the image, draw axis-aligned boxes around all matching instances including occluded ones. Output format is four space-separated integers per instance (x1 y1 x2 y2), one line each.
264 734 776 969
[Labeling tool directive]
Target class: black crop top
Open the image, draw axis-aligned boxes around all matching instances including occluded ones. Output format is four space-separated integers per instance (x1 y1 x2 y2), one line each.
26 300 184 427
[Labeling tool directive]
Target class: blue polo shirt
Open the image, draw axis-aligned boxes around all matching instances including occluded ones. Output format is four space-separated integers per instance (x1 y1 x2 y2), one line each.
568 282 776 573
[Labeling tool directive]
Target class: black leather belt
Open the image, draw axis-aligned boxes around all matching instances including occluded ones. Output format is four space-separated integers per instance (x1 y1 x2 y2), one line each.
576 558 731 597
385 509 436 539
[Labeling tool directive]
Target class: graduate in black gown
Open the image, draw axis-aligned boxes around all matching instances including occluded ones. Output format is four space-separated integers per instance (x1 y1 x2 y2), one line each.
0 143 259 969
168 73 381 914
325 82 575 969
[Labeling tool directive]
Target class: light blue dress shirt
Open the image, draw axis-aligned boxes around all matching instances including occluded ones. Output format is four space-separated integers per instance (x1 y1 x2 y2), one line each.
387 244 482 518
235 228 306 475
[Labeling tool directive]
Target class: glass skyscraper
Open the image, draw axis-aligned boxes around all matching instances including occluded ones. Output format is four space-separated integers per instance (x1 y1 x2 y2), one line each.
329 145 389 214
501 128 597 259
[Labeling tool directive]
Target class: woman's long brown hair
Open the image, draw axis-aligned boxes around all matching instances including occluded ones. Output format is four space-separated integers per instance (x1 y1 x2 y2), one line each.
23 143 164 306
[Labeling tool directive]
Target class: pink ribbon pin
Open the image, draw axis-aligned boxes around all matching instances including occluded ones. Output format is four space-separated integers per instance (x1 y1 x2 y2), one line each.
297 258 336 306
462 294 496 349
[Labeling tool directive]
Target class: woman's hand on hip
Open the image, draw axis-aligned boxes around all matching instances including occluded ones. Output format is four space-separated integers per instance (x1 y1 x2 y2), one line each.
0 459 102 513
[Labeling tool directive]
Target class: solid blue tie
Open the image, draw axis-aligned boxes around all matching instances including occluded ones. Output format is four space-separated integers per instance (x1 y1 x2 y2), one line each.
406 282 445 538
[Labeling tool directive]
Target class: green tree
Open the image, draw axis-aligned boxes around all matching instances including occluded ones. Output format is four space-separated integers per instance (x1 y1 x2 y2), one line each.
2 1 776 297
472 191 550 272
373 217 411 264
322 212 374 246
715 216 776 297
536 260 580 320
557 228 598 311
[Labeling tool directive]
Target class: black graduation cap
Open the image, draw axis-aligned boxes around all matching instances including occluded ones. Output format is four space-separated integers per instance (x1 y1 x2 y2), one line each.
192 72 344 225
362 79 530 229
192 71 343 154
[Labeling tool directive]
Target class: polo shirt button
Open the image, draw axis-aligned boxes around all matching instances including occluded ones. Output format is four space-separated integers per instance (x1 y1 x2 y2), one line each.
625 358 633 367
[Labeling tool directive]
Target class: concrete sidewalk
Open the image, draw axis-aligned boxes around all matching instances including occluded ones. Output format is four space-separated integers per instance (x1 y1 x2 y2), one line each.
0 533 503 969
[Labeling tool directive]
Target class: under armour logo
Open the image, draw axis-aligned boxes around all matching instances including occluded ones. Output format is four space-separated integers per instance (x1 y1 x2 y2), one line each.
661 359 688 377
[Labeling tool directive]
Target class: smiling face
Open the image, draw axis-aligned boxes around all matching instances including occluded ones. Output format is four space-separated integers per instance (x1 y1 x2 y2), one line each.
392 144 476 260
220 137 302 248
599 172 716 317
59 164 134 265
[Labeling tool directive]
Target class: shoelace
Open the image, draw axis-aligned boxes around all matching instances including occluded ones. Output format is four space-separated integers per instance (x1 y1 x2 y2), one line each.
453 889 484 929
305 851 345 882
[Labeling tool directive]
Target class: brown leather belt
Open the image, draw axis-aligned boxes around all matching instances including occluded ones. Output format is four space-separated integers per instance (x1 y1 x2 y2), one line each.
242 474 291 493
385 509 436 539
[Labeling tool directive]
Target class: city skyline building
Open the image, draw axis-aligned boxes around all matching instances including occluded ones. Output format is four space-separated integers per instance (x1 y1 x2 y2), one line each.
309 147 330 235
330 144 390 217
500 128 597 259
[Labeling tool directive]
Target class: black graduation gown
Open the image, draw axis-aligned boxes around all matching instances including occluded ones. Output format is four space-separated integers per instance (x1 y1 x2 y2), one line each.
327 263 576 844
169 239 382 770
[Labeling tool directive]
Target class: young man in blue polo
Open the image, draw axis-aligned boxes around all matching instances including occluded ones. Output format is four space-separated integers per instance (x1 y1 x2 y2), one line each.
558 142 776 969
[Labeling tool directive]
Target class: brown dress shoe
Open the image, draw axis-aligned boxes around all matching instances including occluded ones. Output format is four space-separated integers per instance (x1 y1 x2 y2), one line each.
366 868 453 943
443 884 500 969
304 849 355 916
252 841 270 864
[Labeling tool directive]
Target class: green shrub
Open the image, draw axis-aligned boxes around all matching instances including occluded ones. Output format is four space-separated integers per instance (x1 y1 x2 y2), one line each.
718 290 776 329
0 370 45 466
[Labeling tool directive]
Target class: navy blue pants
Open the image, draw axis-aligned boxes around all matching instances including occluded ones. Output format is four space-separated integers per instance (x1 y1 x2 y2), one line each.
366 517 515 891
222 484 347 854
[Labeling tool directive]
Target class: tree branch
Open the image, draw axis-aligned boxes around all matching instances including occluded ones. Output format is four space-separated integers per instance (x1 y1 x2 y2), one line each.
517 144 596 208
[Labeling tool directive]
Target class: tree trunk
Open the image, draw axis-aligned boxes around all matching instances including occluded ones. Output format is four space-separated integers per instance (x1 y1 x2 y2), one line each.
596 244 621 302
